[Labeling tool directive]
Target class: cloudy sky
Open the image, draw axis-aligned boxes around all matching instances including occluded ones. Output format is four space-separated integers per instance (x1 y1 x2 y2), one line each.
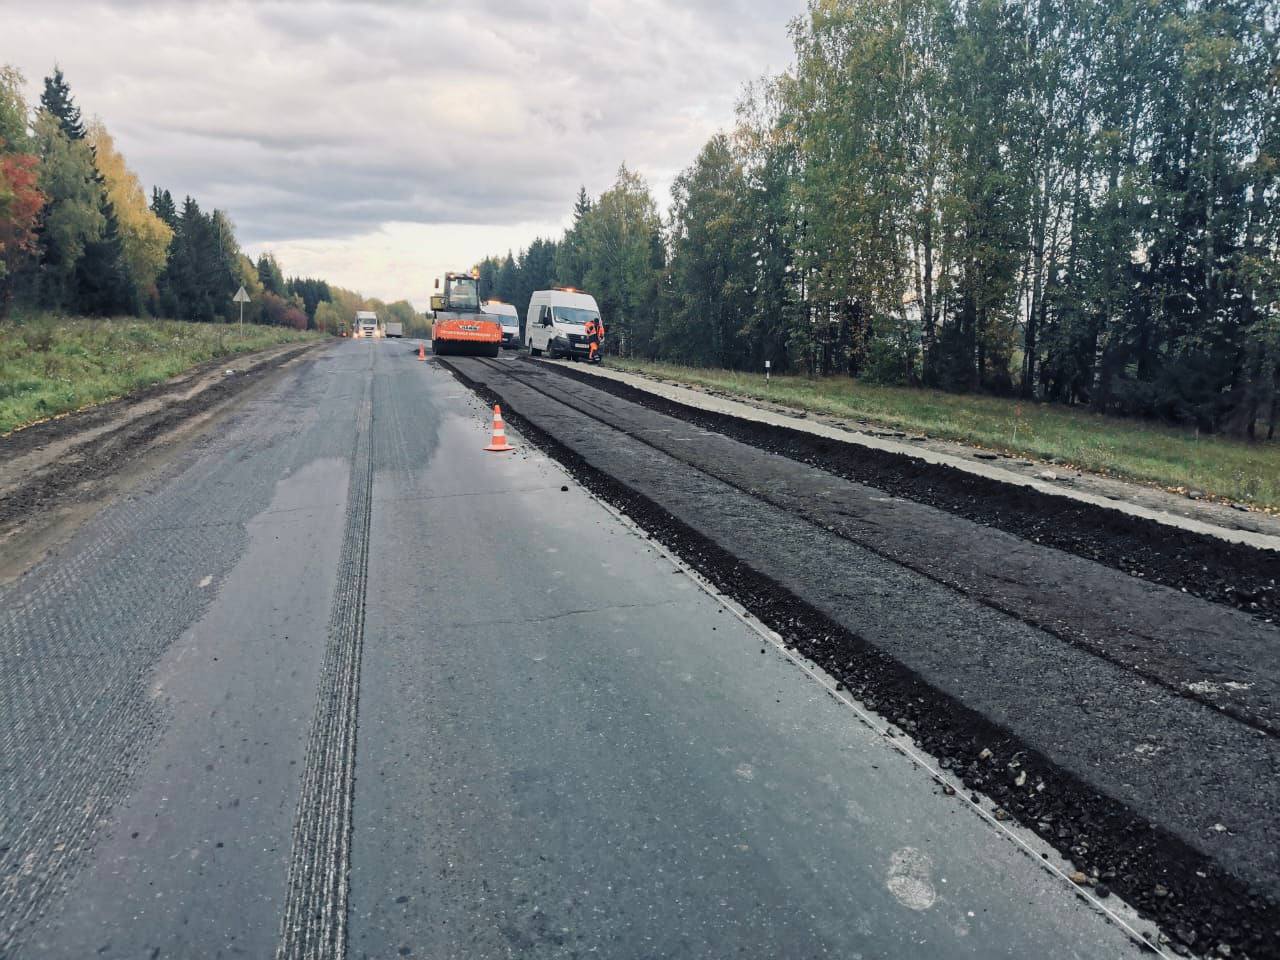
10 0 802 306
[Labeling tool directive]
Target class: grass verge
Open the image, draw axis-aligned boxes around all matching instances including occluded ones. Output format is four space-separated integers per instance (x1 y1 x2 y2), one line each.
1 314 320 435
608 358 1280 511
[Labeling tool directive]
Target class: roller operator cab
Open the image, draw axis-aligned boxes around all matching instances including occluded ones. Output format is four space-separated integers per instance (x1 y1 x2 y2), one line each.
481 301 521 348
526 289 602 360
430 272 502 357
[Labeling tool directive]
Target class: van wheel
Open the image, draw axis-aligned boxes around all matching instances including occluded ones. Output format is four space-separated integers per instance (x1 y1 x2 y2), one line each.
531 345 542 357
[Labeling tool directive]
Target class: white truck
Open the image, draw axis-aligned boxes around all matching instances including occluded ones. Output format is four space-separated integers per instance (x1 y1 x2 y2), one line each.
525 288 602 360
385 321 404 338
481 301 520 348
354 310 380 339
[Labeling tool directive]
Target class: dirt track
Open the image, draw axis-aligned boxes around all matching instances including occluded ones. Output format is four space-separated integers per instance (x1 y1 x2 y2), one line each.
0 340 323 578
444 354 1280 959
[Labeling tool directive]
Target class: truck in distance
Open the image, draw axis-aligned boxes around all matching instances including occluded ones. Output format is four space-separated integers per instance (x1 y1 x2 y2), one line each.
354 311 380 339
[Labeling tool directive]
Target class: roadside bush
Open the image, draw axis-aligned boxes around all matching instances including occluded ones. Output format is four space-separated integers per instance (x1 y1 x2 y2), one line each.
21 322 54 353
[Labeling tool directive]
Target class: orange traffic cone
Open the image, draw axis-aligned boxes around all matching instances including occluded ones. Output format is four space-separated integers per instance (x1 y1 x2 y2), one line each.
417 341 426 361
483 404 515 452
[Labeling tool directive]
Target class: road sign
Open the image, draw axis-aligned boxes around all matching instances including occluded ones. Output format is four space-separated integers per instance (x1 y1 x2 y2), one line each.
232 286 250 334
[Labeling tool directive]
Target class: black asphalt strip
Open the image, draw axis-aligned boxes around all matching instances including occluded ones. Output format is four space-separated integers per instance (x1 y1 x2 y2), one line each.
540 359 1280 622
442 356 1280 960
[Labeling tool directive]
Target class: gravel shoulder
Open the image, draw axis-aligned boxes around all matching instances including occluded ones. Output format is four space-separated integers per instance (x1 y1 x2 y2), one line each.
0 340 325 583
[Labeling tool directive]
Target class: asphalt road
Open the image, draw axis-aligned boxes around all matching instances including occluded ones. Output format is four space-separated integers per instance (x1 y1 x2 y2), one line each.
1 340 1149 957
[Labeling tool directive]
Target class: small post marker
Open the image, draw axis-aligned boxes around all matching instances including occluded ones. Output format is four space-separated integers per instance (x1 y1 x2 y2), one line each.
765 359 771 385
232 285 251 336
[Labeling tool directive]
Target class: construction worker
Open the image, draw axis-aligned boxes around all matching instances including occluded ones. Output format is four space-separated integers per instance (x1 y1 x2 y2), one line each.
585 316 604 363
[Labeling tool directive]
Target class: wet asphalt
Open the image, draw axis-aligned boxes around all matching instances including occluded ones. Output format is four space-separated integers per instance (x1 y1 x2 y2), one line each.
445 357 1280 920
1 341 1143 958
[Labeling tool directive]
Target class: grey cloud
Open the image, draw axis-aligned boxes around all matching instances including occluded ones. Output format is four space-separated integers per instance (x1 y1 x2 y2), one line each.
9 0 801 252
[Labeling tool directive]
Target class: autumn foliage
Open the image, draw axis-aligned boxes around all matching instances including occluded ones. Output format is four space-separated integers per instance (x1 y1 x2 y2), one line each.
0 146 45 292
1 64 371 332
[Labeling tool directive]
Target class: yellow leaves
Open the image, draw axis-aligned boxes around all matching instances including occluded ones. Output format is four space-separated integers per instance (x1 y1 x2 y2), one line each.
86 121 173 295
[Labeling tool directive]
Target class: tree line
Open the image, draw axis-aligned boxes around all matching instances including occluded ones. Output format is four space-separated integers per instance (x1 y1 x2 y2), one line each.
477 0 1278 438
0 66 412 334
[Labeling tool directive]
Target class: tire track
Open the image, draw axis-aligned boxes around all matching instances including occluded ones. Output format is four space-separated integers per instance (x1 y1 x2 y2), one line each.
0 368 321 956
276 358 374 960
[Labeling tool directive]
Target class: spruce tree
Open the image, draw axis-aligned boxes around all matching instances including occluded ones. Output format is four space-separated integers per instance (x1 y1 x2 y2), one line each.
256 253 284 295
572 186 592 222
76 194 135 315
150 187 177 229
40 67 85 141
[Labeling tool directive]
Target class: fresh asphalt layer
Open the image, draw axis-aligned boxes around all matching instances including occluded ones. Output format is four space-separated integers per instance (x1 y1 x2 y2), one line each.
564 362 1280 551
0 339 1151 958
444 354 1280 957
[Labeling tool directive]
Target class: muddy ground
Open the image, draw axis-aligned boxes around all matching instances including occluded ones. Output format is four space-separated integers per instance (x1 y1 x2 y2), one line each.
0 341 323 580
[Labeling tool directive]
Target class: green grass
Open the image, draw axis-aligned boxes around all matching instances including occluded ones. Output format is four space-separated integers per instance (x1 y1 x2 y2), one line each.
1 314 320 435
608 359 1280 511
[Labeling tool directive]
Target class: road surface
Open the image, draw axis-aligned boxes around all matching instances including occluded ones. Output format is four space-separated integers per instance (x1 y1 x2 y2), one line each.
0 340 1196 957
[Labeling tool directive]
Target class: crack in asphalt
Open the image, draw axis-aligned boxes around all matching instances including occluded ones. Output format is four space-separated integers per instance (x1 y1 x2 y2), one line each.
442 599 683 630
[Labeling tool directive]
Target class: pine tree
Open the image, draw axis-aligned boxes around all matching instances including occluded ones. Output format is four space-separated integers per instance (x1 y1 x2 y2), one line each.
256 253 284 295
40 68 85 141
150 187 177 229
75 193 135 315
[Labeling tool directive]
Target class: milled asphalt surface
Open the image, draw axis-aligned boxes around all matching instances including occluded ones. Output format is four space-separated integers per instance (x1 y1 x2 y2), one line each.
4 346 361 958
0 339 1152 958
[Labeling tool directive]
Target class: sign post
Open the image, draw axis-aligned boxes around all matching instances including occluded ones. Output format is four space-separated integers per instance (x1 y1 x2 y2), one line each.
233 285 251 336
765 359 771 385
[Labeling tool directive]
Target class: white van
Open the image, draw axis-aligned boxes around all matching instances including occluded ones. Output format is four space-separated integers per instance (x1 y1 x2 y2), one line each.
525 289 601 360
481 301 520 348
